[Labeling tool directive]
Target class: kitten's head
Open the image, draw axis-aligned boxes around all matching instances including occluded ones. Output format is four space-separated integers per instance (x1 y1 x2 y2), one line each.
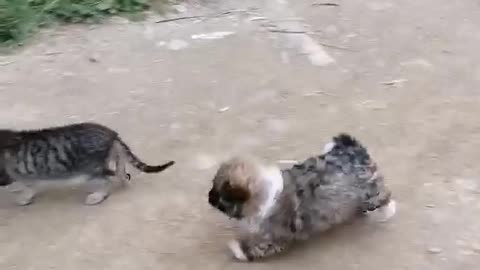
208 156 267 219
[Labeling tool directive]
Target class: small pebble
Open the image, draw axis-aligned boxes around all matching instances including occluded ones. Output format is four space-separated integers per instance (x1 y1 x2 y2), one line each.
427 247 443 254
218 106 230 112
88 56 99 63
167 39 189 51
472 243 480 253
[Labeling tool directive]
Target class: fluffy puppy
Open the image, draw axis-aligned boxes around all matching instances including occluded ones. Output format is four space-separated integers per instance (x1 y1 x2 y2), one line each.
208 133 396 262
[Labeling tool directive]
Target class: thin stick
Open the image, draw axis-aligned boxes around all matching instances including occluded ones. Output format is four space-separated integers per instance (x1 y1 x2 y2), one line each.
268 29 307 34
155 15 203 23
312 3 340 6
317 42 354 51
155 8 256 24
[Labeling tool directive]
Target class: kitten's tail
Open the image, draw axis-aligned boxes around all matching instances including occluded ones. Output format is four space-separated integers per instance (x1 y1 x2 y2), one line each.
116 139 175 173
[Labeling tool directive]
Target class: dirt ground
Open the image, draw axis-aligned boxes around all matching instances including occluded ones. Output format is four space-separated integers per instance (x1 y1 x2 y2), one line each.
1 0 479 269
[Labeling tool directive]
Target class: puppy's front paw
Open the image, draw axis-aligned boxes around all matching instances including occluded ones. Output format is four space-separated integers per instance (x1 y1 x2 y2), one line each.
228 240 248 261
377 200 397 222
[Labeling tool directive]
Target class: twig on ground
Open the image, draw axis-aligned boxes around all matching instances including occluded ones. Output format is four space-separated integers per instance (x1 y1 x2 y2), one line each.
302 90 338 97
156 15 203 23
44 51 63 56
156 8 257 24
316 41 354 51
380 79 408 86
312 2 340 6
268 29 355 51
268 29 307 34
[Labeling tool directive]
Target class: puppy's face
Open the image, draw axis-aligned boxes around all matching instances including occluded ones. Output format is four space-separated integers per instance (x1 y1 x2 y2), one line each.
208 157 260 219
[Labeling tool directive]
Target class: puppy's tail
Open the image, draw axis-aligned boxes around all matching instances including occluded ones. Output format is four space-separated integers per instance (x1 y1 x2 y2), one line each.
322 133 368 156
116 138 175 173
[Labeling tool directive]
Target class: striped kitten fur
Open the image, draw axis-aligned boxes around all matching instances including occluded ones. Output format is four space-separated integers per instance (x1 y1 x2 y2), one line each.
0 122 174 205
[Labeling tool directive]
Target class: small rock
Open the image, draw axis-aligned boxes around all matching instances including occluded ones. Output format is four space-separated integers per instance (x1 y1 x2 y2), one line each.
358 100 388 110
107 67 130 74
44 51 62 56
472 243 480 253
427 247 443 254
218 106 230 112
381 79 408 87
425 204 435 208
191 32 235 40
62 71 75 77
173 4 187 13
248 16 267 21
88 56 99 63
156 41 166 47
400 58 434 70
367 2 393 11
167 39 189 51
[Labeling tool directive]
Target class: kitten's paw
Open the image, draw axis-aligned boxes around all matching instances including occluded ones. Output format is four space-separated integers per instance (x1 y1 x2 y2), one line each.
377 200 397 222
85 192 109 205
322 141 335 154
15 189 35 206
120 173 131 187
15 196 33 206
228 240 248 261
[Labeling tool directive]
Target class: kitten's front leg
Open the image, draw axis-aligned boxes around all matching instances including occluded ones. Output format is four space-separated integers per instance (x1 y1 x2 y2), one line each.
7 181 36 206
228 236 291 262
85 177 112 205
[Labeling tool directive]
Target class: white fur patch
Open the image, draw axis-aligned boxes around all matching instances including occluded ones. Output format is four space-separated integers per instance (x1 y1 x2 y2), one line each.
377 200 397 222
258 166 284 218
322 141 335 154
228 240 248 261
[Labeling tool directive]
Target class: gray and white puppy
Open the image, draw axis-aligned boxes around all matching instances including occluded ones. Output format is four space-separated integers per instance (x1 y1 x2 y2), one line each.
208 133 396 261
0 122 174 205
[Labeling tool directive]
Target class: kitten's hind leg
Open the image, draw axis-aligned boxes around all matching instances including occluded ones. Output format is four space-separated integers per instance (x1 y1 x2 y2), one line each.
109 141 131 186
85 176 112 205
115 154 131 186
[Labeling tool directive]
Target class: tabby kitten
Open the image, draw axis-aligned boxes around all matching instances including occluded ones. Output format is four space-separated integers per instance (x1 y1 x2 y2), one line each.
208 134 396 261
0 122 174 205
